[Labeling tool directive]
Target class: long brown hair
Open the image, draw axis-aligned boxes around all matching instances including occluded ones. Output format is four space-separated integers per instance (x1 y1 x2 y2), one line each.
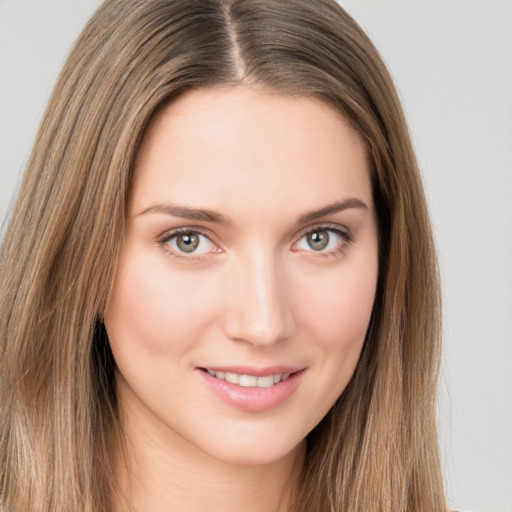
0 1 445 511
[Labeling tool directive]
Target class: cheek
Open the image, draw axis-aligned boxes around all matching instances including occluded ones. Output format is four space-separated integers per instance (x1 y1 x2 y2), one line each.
105 246 223 355
285 253 378 430
296 257 378 354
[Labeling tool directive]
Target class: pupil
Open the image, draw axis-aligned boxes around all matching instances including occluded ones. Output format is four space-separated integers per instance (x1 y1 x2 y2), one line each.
308 231 329 250
177 233 199 252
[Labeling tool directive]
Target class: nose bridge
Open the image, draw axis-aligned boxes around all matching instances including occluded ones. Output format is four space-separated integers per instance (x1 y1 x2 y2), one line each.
223 245 294 346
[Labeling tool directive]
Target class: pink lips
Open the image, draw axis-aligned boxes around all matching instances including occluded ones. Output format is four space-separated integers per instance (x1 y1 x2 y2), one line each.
196 366 305 413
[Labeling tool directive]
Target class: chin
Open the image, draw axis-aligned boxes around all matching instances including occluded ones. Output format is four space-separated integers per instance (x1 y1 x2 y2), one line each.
193 424 307 467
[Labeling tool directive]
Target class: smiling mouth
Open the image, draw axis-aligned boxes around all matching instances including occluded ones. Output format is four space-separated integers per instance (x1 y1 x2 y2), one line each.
201 369 293 388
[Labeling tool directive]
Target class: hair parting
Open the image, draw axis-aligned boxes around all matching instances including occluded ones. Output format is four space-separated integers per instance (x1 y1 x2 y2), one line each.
0 1 445 511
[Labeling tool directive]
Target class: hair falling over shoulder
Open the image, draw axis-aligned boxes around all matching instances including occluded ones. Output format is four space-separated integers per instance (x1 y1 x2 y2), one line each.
0 1 446 511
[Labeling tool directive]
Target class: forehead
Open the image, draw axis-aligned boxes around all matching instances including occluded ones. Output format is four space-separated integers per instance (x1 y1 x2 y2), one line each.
130 86 372 218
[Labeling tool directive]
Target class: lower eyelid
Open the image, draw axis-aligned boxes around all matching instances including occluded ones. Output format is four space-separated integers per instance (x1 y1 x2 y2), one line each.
295 227 351 251
159 229 219 255
158 227 351 259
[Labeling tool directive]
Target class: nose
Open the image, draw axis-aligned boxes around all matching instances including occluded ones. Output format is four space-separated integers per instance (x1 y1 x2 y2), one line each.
221 249 296 347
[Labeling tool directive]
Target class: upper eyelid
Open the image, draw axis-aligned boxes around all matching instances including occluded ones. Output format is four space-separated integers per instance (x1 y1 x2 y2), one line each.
158 229 219 260
156 223 352 250
294 226 352 250
296 223 352 240
157 226 216 243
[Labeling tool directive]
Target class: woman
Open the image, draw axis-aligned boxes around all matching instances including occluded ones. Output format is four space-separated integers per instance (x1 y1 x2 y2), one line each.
0 1 446 511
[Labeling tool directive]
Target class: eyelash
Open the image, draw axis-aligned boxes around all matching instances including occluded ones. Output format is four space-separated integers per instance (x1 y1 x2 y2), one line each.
294 224 353 258
157 224 353 262
157 227 217 262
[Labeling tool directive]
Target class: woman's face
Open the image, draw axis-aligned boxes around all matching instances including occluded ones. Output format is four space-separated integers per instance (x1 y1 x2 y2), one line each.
105 86 378 466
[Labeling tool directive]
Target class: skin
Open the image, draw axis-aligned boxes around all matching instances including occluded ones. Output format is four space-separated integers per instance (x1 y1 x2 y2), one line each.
104 86 379 512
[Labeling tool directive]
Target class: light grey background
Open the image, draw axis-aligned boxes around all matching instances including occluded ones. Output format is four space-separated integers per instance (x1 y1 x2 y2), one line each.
1 1 511 511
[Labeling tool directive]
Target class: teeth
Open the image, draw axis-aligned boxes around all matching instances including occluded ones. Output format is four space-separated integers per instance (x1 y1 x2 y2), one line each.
205 370 293 388
257 375 275 388
225 372 239 385
239 375 257 387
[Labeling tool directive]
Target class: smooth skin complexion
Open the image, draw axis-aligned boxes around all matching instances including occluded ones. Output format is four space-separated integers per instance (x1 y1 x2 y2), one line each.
104 86 379 512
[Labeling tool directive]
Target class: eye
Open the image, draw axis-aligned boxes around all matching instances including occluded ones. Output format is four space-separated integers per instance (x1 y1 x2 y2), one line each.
295 228 348 253
165 231 217 255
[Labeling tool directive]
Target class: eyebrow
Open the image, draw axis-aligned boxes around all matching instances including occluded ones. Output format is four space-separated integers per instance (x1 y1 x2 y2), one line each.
137 197 368 225
296 198 368 224
137 204 230 224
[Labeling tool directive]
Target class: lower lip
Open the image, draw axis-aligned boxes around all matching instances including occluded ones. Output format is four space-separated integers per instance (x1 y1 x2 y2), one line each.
196 369 305 413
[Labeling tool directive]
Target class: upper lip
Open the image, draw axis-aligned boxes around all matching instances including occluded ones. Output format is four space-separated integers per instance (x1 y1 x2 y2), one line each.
198 365 305 377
